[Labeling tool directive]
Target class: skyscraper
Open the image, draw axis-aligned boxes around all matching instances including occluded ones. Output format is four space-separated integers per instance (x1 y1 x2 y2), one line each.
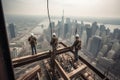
8 23 16 39
91 22 98 36
113 28 120 40
86 27 92 45
81 30 87 47
64 23 69 38
88 36 102 57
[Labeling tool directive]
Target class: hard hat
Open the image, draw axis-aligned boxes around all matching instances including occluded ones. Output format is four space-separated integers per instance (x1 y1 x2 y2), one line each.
52 33 56 36
75 34 79 37
31 33 34 36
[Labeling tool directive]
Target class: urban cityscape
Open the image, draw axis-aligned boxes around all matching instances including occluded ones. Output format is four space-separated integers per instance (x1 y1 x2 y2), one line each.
1 0 120 80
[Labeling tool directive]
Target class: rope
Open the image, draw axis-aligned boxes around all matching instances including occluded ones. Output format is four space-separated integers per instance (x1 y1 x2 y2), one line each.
47 0 52 39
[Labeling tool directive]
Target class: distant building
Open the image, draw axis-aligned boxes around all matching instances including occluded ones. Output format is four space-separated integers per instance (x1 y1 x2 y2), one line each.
8 23 16 39
66 18 70 23
107 49 115 59
95 28 100 36
88 36 102 57
86 27 92 45
100 25 106 36
113 28 120 40
81 30 87 47
106 28 110 35
91 22 98 36
100 45 108 56
64 23 69 38
87 37 92 51
96 57 114 73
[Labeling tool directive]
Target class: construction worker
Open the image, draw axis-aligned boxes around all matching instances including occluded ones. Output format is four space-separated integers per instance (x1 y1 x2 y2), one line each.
28 33 37 55
50 33 58 51
50 33 58 76
71 34 81 62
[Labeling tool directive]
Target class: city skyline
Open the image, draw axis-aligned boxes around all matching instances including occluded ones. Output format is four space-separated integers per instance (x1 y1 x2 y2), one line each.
2 0 120 18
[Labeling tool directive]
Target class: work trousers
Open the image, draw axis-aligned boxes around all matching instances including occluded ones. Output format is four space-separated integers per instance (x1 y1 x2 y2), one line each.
31 44 37 55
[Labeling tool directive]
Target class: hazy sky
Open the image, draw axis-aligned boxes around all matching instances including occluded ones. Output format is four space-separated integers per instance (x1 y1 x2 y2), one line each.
2 0 120 18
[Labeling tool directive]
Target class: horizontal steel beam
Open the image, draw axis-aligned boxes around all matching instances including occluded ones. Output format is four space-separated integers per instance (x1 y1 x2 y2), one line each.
17 65 41 80
12 47 71 67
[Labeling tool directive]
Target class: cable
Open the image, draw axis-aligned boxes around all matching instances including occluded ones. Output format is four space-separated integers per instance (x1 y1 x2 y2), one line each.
47 0 52 39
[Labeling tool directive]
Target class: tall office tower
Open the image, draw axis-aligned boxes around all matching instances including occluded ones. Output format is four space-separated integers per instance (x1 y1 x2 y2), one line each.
57 21 62 37
100 25 106 33
60 10 64 39
81 30 87 47
66 18 70 23
48 22 55 37
75 22 80 34
79 21 84 37
87 37 92 51
88 36 102 57
106 28 110 35
91 22 98 36
8 23 16 39
86 27 92 45
64 23 69 38
113 28 120 40
95 28 100 36
66 18 72 38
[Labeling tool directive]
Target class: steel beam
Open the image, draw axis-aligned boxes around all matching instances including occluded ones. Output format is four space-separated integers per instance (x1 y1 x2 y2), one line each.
68 64 87 78
55 59 70 80
13 47 71 67
17 65 41 80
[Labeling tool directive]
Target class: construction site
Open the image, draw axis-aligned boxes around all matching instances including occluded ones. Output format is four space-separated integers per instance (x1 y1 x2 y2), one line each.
1 0 120 80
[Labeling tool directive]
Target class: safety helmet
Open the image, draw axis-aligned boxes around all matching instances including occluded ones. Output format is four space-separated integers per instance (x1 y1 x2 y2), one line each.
52 33 56 36
75 34 79 38
31 33 34 36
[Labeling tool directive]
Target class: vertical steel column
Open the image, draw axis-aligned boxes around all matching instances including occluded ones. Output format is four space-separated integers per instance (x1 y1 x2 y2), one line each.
0 1 15 80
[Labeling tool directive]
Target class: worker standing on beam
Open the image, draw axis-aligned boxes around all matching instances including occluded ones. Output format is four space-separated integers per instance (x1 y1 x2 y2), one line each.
71 34 81 62
50 33 58 77
28 33 37 55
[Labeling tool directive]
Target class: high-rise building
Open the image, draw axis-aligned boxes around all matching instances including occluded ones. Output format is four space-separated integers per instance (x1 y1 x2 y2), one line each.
60 10 64 39
100 25 106 32
66 18 70 23
87 37 92 51
88 36 102 57
81 30 87 47
113 28 120 40
64 23 69 38
48 22 55 37
86 27 92 45
8 23 16 39
106 28 110 35
91 22 98 36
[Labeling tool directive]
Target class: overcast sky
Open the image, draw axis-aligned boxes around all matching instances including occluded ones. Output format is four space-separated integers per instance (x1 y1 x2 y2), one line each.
2 0 120 18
